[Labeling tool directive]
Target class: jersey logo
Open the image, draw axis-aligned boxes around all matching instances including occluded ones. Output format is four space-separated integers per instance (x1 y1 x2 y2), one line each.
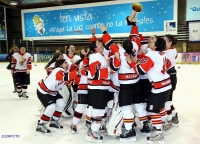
132 37 136 41
19 58 26 66
140 57 148 64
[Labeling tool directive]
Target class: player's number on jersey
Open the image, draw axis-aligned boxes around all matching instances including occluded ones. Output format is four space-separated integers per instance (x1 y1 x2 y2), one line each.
161 58 167 74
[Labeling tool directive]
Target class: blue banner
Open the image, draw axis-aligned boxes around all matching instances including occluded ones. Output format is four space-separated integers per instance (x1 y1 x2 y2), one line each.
0 54 34 62
22 0 177 40
0 54 7 61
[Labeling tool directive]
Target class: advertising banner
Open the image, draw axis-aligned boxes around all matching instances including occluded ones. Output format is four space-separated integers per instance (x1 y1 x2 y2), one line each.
0 54 34 62
191 53 200 62
189 21 200 42
37 54 52 62
0 54 7 61
186 0 200 21
181 53 200 63
21 0 177 40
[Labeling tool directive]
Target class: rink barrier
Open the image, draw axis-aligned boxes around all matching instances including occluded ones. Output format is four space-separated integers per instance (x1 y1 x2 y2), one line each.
0 53 200 64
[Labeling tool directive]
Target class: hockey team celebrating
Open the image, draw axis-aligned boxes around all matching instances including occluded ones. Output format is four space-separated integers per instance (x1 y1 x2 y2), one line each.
10 3 179 144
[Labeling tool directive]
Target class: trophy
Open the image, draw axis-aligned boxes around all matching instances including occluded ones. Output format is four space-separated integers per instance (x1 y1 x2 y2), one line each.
128 2 143 23
132 2 143 16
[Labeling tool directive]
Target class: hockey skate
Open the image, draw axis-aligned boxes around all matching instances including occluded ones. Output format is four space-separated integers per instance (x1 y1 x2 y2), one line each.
140 121 151 137
171 113 179 127
18 93 22 98
86 129 103 143
49 119 63 131
147 132 164 144
70 124 77 134
21 92 29 98
119 126 136 142
36 120 51 136
148 121 157 134
162 122 172 134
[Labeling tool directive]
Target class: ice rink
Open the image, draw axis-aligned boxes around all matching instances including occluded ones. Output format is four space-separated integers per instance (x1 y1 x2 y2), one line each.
0 62 200 144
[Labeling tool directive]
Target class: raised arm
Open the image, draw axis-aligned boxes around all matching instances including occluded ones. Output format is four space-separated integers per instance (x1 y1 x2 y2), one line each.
100 24 119 54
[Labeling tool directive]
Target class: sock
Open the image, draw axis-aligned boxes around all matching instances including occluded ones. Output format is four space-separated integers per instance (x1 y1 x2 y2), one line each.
149 112 162 130
165 101 172 121
52 111 62 121
135 103 148 125
122 105 134 130
72 104 86 126
160 108 168 122
40 114 50 124
170 105 176 117
17 86 22 95
86 106 92 123
53 98 65 120
22 85 27 93
91 109 105 132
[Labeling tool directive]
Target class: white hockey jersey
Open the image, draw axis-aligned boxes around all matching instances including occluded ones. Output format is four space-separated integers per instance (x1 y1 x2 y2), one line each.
118 46 140 84
46 62 55 75
165 47 177 70
131 41 139 56
130 51 172 93
37 67 77 96
103 48 120 92
109 72 120 92
63 55 79 72
109 55 120 92
101 32 140 84
137 48 151 80
63 54 81 64
77 61 88 94
88 52 110 90
11 52 32 72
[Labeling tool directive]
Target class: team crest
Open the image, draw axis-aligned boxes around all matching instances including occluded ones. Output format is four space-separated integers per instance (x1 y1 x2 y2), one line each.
131 37 136 41
140 57 148 64
19 58 26 66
